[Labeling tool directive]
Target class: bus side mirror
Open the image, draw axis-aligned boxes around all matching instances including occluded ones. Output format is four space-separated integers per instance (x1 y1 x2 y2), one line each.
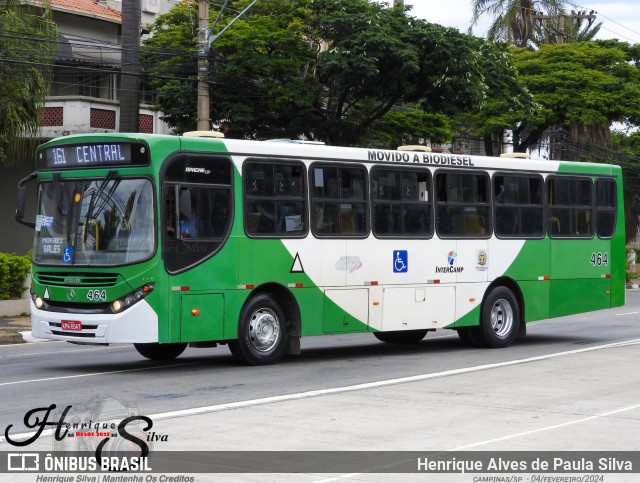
16 172 36 229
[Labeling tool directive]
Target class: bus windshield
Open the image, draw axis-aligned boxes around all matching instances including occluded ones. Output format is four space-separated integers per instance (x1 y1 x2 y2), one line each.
33 177 155 266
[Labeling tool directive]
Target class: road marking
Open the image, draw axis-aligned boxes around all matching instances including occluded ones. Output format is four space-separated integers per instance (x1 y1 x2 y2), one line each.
446 401 640 451
3 338 640 446
615 310 640 316
0 361 202 387
147 340 640 424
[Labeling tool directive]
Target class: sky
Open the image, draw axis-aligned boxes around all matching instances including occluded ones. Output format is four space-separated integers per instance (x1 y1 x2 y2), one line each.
388 1 640 45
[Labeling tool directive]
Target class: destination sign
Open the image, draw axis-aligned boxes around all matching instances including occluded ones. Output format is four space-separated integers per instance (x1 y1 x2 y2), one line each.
37 142 149 170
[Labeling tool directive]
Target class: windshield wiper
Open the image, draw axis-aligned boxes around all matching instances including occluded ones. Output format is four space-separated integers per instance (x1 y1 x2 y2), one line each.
83 170 119 244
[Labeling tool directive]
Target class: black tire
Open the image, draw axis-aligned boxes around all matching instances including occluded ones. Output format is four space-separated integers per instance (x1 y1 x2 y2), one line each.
456 326 484 347
373 329 429 344
479 286 520 348
228 294 288 365
134 342 187 360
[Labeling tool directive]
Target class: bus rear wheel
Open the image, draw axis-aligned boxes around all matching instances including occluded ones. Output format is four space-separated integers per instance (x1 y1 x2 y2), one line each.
229 294 288 365
134 342 187 361
479 286 520 348
373 329 429 344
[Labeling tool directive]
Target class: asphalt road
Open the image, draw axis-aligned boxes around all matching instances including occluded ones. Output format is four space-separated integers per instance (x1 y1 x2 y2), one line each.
2 292 640 481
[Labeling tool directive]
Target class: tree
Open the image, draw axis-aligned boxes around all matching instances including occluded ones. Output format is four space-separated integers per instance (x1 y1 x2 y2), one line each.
143 0 511 147
451 40 542 156
0 0 57 165
509 42 640 156
141 1 200 134
470 0 563 47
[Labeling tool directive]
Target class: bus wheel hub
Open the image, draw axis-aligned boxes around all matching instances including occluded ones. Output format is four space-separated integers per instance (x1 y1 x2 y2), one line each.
249 309 280 352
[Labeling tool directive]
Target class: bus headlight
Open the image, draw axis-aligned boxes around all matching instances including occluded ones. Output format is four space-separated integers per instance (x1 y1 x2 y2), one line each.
31 289 44 309
111 283 155 313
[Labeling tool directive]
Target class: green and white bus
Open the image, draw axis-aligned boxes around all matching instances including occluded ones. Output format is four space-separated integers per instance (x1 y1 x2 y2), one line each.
16 133 625 364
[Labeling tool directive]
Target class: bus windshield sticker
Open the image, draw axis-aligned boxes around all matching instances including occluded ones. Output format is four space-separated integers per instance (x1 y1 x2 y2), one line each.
290 252 305 273
393 250 408 273
62 246 74 264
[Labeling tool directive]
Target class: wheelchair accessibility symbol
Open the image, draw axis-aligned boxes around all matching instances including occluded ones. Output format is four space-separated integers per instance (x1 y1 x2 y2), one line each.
393 250 408 273
62 246 74 264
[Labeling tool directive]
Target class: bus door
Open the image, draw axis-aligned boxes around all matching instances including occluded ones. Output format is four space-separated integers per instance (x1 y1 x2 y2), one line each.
162 154 234 343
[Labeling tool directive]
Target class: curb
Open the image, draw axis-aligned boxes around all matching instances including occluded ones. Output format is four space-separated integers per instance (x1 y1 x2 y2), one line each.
626 284 640 289
20 331 48 343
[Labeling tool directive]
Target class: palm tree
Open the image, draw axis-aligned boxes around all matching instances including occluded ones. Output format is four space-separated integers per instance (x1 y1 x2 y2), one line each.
0 0 57 165
470 0 564 47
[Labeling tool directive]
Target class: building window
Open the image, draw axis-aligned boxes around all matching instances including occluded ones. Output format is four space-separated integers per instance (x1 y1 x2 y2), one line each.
41 107 63 126
90 108 116 129
139 114 154 134
79 73 100 98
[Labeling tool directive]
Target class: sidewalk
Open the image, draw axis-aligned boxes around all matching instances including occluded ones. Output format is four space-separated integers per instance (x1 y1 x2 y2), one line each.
0 315 31 344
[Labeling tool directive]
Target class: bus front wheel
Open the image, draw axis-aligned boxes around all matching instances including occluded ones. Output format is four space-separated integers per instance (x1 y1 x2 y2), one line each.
373 329 429 344
479 286 520 348
134 342 187 360
229 294 288 365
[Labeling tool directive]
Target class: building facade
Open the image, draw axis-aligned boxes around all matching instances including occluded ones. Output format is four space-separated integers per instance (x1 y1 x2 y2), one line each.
1 0 177 254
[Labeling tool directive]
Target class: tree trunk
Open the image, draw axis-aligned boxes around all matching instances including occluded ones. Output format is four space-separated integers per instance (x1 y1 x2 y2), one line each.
119 1 141 133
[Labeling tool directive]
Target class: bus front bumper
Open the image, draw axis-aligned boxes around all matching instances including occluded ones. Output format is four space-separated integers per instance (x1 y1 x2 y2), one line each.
30 299 159 344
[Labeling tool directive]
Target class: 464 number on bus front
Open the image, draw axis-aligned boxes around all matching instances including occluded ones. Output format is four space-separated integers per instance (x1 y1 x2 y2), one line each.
591 252 609 266
86 290 107 301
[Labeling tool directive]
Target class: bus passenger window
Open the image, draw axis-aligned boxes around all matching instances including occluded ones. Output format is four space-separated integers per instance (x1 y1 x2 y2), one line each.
311 164 368 237
548 177 593 238
596 179 616 238
436 172 490 238
371 167 431 238
494 175 543 238
244 160 307 237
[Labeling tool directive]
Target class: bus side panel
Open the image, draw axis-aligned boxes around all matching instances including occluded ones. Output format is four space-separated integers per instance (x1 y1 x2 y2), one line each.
610 171 626 309
324 289 369 333
518 280 549 322
549 239 612 318
180 292 224 342
496 238 550 324
549 278 611 317
294 287 325 336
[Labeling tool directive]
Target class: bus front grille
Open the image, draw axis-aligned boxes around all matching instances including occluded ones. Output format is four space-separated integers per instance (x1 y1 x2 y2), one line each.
34 272 119 287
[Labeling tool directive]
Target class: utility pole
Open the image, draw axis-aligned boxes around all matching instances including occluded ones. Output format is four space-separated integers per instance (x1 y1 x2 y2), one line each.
197 0 209 131
196 0 260 132
532 9 597 44
119 0 141 132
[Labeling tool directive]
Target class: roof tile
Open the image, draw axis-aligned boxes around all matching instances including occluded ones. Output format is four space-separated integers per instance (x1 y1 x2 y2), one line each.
52 0 122 22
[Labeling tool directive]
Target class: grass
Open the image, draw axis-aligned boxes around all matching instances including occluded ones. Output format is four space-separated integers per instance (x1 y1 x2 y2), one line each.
0 315 30 345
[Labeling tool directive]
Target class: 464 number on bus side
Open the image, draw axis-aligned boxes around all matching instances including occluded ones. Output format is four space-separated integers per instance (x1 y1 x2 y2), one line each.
590 252 608 266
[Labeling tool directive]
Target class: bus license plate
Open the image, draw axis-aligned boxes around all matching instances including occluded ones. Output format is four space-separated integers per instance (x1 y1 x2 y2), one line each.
61 320 82 331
